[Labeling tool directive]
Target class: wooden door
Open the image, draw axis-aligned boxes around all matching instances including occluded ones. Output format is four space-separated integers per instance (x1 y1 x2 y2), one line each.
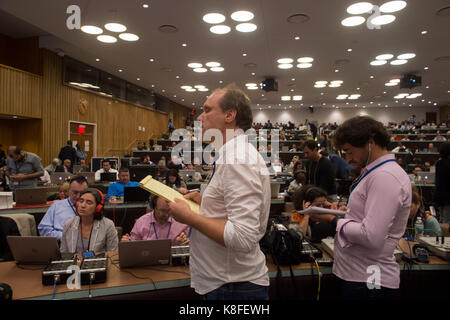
70 122 95 165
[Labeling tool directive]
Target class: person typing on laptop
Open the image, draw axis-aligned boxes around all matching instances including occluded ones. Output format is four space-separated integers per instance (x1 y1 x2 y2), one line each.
94 159 118 182
38 176 88 240
106 167 139 201
121 195 190 245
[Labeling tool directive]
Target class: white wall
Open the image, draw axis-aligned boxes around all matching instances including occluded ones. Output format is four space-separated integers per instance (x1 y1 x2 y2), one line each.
252 106 437 126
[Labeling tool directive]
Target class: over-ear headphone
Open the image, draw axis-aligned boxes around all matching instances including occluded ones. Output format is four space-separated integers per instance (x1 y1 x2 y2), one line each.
74 189 104 213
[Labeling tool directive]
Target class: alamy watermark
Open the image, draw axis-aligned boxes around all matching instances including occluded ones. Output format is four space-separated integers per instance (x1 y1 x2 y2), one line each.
366 265 381 290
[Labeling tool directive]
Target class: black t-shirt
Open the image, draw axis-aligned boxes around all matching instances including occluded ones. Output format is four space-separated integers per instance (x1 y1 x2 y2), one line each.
305 156 337 195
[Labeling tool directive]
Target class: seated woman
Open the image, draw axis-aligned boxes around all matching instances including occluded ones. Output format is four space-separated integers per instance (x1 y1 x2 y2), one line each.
60 189 118 253
287 170 306 195
164 168 187 190
121 195 190 245
292 185 337 243
404 190 442 239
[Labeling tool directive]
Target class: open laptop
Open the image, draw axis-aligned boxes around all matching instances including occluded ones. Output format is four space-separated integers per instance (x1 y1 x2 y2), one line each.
154 145 162 151
179 169 196 181
417 172 435 184
7 236 60 264
15 187 48 205
78 172 95 185
118 239 171 268
100 172 117 182
50 173 72 185
123 186 150 202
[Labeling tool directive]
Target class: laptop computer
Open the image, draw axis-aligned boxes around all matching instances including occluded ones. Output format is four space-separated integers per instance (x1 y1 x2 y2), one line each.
100 172 117 182
417 172 435 184
118 239 171 268
78 172 95 185
7 236 60 264
123 186 150 202
15 187 48 205
154 145 162 151
179 169 196 181
50 173 72 185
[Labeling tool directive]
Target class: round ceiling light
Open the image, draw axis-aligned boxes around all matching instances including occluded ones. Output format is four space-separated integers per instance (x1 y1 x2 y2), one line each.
193 68 208 73
390 59 408 65
370 15 396 25
397 53 416 59
293 96 302 101
81 25 103 35
203 13 226 24
205 62 221 67
236 23 257 32
188 63 203 68
247 86 258 90
341 16 366 27
379 1 407 13
231 11 254 22
376 54 394 60
385 82 397 86
278 64 293 69
210 67 224 72
297 63 312 68
198 88 209 92
186 88 197 92
119 33 139 41
297 57 314 63
281 96 291 101
347 2 374 15
277 58 294 64
246 83 258 87
315 81 328 85
97 35 117 43
194 85 205 89
180 86 192 89
210 25 231 34
105 23 127 32
370 60 387 66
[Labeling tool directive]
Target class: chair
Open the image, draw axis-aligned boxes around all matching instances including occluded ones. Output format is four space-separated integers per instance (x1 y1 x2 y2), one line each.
0 216 21 261
0 213 37 236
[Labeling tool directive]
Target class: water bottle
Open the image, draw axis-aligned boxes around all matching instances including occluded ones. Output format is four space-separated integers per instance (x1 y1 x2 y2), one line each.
415 216 424 239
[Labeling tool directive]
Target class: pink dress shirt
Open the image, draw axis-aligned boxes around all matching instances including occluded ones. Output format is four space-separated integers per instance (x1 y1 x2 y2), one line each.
130 211 190 245
333 154 411 289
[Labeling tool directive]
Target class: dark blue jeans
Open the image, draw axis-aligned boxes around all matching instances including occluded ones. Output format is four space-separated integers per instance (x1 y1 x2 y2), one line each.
340 279 399 300
201 282 269 300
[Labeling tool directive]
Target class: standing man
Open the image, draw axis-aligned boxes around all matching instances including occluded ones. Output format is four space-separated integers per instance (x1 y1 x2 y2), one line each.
38 176 88 240
58 140 77 167
308 116 411 299
302 140 337 201
168 119 175 136
168 84 271 300
5 146 44 191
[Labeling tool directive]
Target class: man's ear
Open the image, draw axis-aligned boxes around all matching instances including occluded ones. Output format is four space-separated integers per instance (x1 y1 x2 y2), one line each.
224 109 237 124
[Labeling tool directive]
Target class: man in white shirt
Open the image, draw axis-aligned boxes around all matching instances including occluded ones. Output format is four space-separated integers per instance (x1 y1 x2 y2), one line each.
94 159 118 182
168 84 271 300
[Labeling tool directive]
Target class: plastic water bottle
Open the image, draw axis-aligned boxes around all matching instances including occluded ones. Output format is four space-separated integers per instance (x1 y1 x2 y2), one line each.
415 216 424 239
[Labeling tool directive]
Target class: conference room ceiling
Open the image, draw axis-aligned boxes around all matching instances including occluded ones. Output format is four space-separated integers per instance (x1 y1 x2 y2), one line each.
0 0 449 111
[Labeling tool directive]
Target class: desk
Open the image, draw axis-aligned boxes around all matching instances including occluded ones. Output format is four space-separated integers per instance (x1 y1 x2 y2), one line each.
1 246 448 300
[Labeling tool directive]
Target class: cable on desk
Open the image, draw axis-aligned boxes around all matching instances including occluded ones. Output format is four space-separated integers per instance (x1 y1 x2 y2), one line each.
312 258 321 301
109 256 157 290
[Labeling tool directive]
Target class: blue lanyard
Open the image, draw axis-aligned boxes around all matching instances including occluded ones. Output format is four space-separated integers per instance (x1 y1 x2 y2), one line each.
152 219 172 240
348 159 397 203
207 162 216 185
68 199 77 215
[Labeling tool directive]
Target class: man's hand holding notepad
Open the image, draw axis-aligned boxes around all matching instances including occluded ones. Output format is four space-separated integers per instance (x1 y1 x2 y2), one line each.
298 206 346 217
139 175 200 214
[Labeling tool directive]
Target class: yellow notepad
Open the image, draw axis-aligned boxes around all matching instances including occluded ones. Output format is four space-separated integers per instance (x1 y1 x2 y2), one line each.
139 176 200 214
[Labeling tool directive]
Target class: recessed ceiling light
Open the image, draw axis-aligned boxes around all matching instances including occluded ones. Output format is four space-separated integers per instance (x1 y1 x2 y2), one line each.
397 53 416 59
290 89 295 92
379 1 407 13
137 78 141 81
186 88 196 92
210 67 224 72
95 58 100 62
236 23 257 32
118 69 123 72
151 85 155 88
320 92 324 95
203 13 226 24
143 4 149 8
175 76 180 79
246 83 257 86
281 96 291 101
97 35 117 43
278 64 293 69
247 86 258 90
251 72 256 76
188 63 202 68
421 30 428 35
181 86 192 89
210 25 231 34
198 88 209 92
297 57 314 63
293 96 302 101
182 43 187 47
105 23 127 32
347 48 353 52
347 2 374 14
219 80 223 84
242 53 247 57
385 82 397 86
370 75 374 79
291 78 296 81
81 25 103 35
376 54 394 60
390 59 408 65
356 88 360 90
424 66 429 70
341 16 366 27
370 15 396 26
294 36 300 40
119 33 139 41
193 68 208 73
149 58 155 62
206 62 221 67
297 63 312 68
231 11 254 22
335 69 339 72
315 81 328 85
277 58 294 64
370 60 387 66
426 86 429 89
390 79 400 83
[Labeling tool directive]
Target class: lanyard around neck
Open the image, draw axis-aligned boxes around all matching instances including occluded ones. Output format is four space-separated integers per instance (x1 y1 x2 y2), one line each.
68 198 77 215
152 218 172 240
349 159 397 196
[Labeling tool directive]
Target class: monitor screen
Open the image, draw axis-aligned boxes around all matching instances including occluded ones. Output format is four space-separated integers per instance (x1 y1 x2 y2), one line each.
129 165 157 182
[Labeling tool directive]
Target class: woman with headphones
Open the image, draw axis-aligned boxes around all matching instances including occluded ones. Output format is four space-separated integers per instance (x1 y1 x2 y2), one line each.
60 189 118 253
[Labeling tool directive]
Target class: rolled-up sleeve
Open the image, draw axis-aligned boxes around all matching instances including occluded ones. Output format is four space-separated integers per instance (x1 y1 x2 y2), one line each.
222 164 263 252
336 172 404 250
